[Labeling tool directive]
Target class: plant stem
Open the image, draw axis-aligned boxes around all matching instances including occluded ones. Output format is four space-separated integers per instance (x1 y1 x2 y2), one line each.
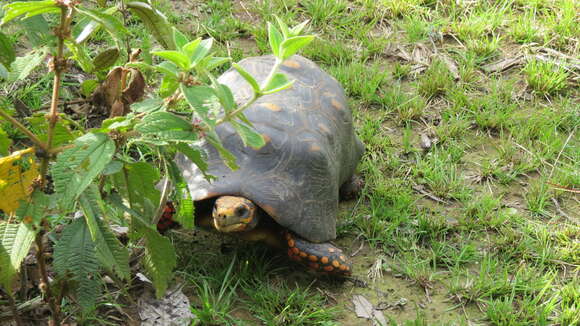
35 228 61 325
216 58 282 125
39 5 73 187
0 108 46 150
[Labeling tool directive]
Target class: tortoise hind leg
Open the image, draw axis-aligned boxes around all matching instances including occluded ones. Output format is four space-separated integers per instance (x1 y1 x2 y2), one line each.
284 231 352 276
339 174 364 201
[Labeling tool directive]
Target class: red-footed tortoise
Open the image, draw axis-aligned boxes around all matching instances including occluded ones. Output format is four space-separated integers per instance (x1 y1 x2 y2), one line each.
168 55 364 276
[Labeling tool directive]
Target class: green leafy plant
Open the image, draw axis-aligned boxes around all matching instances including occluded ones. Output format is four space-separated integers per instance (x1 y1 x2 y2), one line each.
0 1 313 323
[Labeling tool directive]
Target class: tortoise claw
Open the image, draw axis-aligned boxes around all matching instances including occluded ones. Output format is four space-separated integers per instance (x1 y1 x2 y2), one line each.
284 231 352 276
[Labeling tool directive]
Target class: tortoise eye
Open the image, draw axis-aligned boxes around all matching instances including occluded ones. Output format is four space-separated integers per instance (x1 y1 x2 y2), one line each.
235 206 248 217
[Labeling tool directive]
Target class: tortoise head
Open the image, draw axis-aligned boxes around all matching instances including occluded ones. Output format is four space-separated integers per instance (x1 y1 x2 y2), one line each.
212 196 259 232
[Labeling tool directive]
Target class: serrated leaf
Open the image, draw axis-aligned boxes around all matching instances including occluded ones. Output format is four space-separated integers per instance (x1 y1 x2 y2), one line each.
142 228 176 298
231 121 265 150
280 35 315 60
181 84 219 127
52 133 115 211
102 160 123 175
267 22 283 58
152 50 190 71
5 49 46 82
0 222 35 292
166 160 195 229
113 162 160 221
173 143 208 174
76 8 128 44
173 28 189 50
131 97 164 113
1 0 59 24
53 218 101 311
79 186 130 280
127 1 175 50
232 63 260 94
65 40 94 73
92 47 119 72
26 114 78 147
0 32 15 68
0 127 12 156
262 73 294 94
18 15 52 47
135 112 196 143
206 131 238 170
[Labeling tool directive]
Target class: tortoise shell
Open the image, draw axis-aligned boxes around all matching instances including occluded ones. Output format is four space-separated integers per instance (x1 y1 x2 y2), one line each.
176 55 364 243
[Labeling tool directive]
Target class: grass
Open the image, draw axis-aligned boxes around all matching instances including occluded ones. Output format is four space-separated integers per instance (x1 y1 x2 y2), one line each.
2 0 579 324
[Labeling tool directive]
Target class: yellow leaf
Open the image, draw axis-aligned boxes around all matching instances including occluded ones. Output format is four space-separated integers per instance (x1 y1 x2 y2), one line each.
0 148 38 214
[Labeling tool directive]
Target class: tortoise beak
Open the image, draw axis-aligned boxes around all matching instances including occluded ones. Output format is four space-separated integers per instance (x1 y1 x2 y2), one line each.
213 207 251 232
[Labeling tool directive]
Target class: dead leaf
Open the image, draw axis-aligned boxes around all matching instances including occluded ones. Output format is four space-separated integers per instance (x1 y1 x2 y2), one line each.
440 55 460 81
109 99 125 118
482 56 525 73
122 69 145 106
420 133 432 150
138 286 194 326
352 295 387 326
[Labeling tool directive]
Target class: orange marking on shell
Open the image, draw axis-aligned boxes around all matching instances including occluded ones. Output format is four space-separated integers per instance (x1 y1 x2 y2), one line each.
299 251 307 258
328 248 336 253
291 247 300 255
323 265 334 272
339 264 348 271
331 99 344 110
308 255 318 262
288 239 295 247
309 262 320 270
339 255 346 260
323 91 335 97
320 257 329 264
260 103 282 111
309 144 321 152
317 123 331 134
332 260 340 268
283 59 301 68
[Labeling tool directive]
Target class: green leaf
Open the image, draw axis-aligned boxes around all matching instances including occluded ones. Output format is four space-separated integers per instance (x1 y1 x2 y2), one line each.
267 22 283 58
0 32 15 68
166 160 195 229
231 121 265 150
101 160 123 175
5 49 47 82
274 15 291 38
26 114 78 147
0 222 35 292
173 28 189 50
53 218 101 311
156 61 180 79
79 186 130 280
198 56 229 71
289 20 310 36
52 133 115 211
92 47 119 72
280 35 315 60
65 41 94 73
76 8 128 44
127 1 175 50
15 189 50 228
112 162 160 221
1 0 59 25
173 143 208 174
135 112 196 143
182 38 201 59
232 63 260 94
131 97 164 113
151 50 190 71
159 75 179 98
214 83 235 112
18 15 52 47
99 116 135 132
181 84 219 127
262 73 294 94
189 38 213 67
0 127 12 156
206 131 238 170
80 79 99 97
73 7 118 44
141 227 176 298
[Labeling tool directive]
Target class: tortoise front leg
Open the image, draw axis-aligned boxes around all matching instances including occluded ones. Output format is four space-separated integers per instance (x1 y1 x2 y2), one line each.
284 231 352 276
